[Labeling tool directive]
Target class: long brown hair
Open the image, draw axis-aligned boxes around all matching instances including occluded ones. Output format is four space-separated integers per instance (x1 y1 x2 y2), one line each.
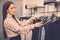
2 1 14 38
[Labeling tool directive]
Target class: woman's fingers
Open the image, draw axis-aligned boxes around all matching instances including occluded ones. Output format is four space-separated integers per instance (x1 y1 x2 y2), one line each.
34 22 43 27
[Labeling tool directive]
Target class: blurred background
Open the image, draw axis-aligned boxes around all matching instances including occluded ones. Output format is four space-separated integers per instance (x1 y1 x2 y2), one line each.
0 0 60 40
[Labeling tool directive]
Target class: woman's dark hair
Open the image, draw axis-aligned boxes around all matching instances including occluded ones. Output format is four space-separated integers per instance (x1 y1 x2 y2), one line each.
3 1 14 21
2 1 14 38
2 1 21 38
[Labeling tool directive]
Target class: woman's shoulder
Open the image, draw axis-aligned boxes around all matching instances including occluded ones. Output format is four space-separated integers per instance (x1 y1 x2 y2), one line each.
4 17 11 24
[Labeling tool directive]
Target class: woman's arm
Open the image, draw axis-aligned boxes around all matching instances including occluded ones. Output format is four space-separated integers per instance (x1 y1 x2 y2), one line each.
4 18 42 34
4 19 27 34
16 14 45 26
24 14 45 25
24 22 43 33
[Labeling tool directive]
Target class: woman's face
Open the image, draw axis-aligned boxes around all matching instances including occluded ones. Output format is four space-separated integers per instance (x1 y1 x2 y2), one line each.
7 4 15 15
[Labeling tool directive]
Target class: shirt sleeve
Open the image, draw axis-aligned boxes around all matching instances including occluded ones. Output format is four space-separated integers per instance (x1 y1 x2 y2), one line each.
24 24 35 32
16 18 34 29
15 17 35 26
4 19 21 33
24 17 36 25
15 18 26 26
4 18 36 34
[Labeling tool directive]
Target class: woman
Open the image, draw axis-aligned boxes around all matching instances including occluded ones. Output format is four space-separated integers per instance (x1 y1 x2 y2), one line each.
3 1 43 40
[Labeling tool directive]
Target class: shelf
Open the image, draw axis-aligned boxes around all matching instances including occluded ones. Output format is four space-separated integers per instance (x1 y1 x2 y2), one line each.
44 1 57 5
27 6 45 9
44 1 60 5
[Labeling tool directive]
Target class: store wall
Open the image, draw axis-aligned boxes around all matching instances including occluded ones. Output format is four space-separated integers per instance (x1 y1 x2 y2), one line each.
22 0 44 16
56 0 60 1
0 0 4 40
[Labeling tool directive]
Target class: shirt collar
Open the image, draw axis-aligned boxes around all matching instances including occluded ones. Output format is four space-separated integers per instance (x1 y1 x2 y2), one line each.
7 13 12 18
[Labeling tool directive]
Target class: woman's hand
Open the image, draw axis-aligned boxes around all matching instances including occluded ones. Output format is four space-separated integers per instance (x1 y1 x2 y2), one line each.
34 22 43 28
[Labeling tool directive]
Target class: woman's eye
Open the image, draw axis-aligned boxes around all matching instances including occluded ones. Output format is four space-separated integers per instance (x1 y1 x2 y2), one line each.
11 8 13 9
11 7 15 9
